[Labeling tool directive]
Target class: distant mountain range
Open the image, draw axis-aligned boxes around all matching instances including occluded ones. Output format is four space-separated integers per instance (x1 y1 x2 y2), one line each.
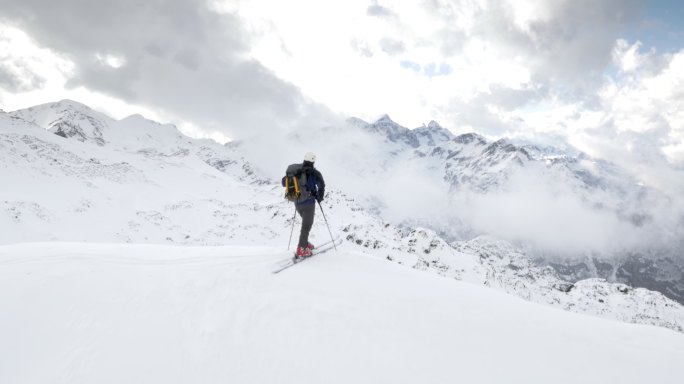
347 114 684 305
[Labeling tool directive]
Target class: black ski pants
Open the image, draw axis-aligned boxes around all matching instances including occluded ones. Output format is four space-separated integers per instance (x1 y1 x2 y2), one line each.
296 202 315 248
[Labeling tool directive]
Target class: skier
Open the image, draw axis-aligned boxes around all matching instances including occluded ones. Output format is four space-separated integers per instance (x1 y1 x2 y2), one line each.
282 152 326 258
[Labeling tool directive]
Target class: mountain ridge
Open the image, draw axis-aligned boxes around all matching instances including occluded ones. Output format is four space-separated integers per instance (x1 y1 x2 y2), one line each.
347 112 684 306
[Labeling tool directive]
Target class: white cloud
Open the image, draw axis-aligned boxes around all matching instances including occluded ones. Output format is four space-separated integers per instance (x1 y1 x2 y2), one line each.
662 142 684 164
0 23 174 125
601 45 684 154
506 0 555 33
0 0 336 139
95 53 126 69
0 25 71 94
229 0 641 134
455 171 646 254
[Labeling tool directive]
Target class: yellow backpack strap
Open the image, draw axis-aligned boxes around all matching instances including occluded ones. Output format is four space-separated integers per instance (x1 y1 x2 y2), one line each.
293 176 301 197
284 177 290 197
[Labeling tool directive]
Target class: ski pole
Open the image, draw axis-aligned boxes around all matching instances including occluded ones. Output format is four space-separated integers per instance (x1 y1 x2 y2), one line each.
317 200 337 252
287 205 297 250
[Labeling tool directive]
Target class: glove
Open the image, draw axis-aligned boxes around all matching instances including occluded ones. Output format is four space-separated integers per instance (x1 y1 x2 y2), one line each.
316 191 324 203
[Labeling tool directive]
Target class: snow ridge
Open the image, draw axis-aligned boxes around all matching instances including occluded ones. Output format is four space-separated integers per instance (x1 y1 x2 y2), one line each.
343 212 684 332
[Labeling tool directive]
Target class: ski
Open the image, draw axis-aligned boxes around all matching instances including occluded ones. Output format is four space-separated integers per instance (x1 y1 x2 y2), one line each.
272 238 342 274
306 236 341 251
272 242 336 274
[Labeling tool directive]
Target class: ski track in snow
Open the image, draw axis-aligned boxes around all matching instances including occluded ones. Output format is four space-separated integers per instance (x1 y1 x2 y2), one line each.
1 242 684 384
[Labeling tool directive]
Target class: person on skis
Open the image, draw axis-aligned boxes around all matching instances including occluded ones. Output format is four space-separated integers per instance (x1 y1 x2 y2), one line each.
282 152 325 258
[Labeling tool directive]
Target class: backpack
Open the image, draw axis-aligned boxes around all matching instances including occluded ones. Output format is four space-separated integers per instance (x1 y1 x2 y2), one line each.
284 163 312 203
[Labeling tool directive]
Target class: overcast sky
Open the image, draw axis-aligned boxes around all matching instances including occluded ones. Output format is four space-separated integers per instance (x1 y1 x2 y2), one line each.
1 0 683 173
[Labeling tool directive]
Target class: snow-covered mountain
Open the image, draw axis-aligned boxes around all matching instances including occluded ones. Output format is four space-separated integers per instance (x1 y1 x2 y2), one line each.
2 100 270 245
350 114 658 207
2 100 684 335
10 99 111 146
347 115 684 306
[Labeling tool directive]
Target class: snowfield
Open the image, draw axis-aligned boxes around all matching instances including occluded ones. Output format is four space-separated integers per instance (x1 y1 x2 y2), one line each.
2 242 684 384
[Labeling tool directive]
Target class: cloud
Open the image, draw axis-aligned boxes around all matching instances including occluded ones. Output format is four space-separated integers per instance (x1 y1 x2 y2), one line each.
379 37 405 56
0 0 336 138
0 27 64 93
350 38 374 58
0 60 45 92
263 0 638 138
366 0 394 18
556 41 684 187
456 180 636 254
0 0 657 147
237 116 684 261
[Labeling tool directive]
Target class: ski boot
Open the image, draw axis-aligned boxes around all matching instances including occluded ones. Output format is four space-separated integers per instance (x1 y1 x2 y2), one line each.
295 246 312 259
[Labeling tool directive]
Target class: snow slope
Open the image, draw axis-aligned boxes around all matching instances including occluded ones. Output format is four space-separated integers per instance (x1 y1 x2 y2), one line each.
1 242 683 384
1 101 272 245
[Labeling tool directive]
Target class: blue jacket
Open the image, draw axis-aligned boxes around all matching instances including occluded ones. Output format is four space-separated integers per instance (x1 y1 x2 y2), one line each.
281 162 325 205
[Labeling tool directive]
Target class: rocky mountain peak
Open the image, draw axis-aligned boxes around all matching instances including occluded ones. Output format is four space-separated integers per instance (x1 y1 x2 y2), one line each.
426 120 442 130
453 132 487 145
345 116 370 129
374 114 395 124
9 99 111 146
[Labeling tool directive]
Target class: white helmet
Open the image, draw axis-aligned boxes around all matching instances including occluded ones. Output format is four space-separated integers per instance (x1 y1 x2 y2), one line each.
304 152 316 163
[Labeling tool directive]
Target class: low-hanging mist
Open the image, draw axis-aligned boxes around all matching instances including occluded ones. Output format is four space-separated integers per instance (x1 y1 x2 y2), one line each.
236 117 684 264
